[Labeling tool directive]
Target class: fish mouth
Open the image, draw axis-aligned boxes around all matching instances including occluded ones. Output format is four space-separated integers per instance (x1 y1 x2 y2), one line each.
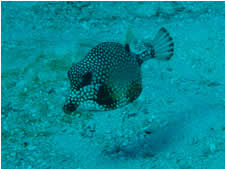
63 102 79 114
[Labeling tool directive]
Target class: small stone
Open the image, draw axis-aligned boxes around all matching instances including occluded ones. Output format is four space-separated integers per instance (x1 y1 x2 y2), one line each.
143 108 149 114
122 140 128 147
27 145 36 151
105 130 111 134
10 152 16 157
143 126 152 135
117 132 123 137
75 113 81 118
128 112 137 118
148 119 153 123
151 115 156 119
166 152 171 158
128 130 133 136
191 137 199 145
209 143 216 153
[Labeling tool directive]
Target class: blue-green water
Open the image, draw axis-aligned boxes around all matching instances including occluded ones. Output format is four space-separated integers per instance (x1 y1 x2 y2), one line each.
2 2 225 169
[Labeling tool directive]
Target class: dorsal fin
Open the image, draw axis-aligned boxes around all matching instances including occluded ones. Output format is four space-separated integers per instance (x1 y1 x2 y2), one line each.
125 44 130 53
125 26 135 45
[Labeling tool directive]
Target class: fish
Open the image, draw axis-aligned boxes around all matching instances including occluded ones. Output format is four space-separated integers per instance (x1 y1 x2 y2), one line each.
63 27 174 114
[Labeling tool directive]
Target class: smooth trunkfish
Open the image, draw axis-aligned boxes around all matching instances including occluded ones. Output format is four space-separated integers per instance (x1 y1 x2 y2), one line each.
63 27 174 114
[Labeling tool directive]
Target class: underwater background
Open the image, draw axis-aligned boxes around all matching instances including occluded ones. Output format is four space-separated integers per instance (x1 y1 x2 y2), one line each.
1 1 225 169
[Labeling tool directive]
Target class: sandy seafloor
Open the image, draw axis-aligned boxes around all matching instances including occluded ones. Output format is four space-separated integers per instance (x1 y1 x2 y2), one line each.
1 1 225 169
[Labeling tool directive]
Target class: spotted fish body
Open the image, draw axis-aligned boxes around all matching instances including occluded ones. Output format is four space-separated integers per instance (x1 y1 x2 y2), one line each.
63 28 174 114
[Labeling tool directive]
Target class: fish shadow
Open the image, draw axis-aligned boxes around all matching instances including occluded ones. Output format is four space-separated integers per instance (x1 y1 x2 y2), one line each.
108 111 187 159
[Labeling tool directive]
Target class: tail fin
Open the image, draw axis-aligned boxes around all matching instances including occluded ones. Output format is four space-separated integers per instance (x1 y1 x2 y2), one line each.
151 27 174 60
138 27 174 63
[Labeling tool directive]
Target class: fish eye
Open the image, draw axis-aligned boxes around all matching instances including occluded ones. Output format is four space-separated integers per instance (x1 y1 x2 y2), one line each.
63 102 78 114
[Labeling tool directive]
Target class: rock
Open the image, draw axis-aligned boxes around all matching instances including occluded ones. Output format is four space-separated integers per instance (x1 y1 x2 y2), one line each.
209 143 216 153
